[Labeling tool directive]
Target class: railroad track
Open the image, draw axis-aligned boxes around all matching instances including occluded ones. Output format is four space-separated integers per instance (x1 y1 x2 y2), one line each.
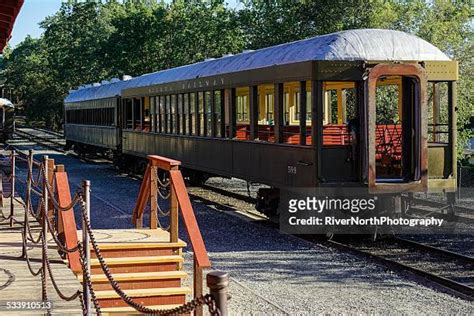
14 127 66 153
322 236 474 301
408 197 473 222
8 127 474 302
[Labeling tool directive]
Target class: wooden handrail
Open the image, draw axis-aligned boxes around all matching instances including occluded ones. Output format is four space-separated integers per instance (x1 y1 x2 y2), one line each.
169 169 211 268
131 155 211 315
148 155 181 170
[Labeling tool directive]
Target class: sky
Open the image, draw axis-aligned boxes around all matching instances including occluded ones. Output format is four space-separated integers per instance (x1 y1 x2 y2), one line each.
9 0 242 49
10 0 62 48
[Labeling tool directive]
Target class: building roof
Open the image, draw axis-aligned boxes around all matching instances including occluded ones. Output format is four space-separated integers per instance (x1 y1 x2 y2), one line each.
66 29 450 103
0 0 24 52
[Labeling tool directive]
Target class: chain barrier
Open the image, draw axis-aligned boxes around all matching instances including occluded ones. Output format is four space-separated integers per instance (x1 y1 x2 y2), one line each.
80 186 221 315
3 150 88 315
2 149 224 316
151 167 171 231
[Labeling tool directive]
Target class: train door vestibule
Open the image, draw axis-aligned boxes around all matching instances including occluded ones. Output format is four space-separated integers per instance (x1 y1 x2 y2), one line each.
367 64 427 193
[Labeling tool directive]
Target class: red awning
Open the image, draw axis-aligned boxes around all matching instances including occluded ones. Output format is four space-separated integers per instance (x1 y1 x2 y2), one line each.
0 0 24 52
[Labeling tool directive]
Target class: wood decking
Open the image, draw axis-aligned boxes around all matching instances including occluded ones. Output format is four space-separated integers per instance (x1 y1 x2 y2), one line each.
0 198 83 314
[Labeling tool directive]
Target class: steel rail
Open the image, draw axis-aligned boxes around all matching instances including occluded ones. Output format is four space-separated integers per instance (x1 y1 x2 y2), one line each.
199 183 257 204
393 236 474 262
14 129 65 153
323 239 474 301
409 196 473 215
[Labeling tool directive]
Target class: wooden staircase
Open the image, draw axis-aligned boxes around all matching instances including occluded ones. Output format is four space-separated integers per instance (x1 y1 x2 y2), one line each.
53 155 211 315
73 229 192 313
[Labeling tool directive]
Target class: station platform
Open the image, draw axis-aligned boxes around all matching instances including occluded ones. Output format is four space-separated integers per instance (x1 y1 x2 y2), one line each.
0 198 82 315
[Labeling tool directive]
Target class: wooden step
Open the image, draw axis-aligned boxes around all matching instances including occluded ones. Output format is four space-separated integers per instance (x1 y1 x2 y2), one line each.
90 255 183 274
101 304 182 315
91 241 186 258
77 271 187 291
95 287 191 308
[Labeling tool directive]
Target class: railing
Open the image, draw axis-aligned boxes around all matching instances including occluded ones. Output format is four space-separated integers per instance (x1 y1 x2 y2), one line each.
0 149 226 316
132 155 212 316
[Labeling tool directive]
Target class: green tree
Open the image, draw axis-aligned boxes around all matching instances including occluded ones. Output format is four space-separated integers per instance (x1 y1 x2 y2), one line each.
163 0 245 68
3 36 62 128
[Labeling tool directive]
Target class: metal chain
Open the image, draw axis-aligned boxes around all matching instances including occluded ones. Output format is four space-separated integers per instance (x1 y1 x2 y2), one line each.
77 243 101 315
43 229 82 301
5 153 85 313
40 233 49 305
44 209 80 253
80 198 220 315
20 231 42 276
5 152 222 316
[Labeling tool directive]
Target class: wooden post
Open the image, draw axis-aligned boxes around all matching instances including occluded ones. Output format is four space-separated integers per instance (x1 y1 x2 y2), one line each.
249 85 258 140
47 158 55 228
22 150 34 258
150 166 158 229
82 180 91 316
194 257 203 316
207 271 229 316
42 156 49 302
9 149 15 227
169 166 179 243
0 170 3 208
299 81 307 145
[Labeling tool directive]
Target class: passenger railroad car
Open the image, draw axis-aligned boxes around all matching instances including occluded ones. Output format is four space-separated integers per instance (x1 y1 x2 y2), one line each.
64 29 459 215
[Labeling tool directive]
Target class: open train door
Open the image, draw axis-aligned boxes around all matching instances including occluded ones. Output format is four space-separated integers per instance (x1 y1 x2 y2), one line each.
367 63 428 193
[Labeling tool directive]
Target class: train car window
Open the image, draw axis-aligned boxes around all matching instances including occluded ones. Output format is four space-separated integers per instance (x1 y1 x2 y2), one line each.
255 84 274 142
183 94 189 135
280 81 311 145
177 94 183 134
322 82 356 147
165 95 171 133
198 92 205 136
205 91 212 137
143 97 150 132
215 91 222 137
149 97 155 132
158 96 164 133
124 99 133 129
133 98 141 130
427 82 449 144
235 87 249 140
171 95 177 134
190 93 197 136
